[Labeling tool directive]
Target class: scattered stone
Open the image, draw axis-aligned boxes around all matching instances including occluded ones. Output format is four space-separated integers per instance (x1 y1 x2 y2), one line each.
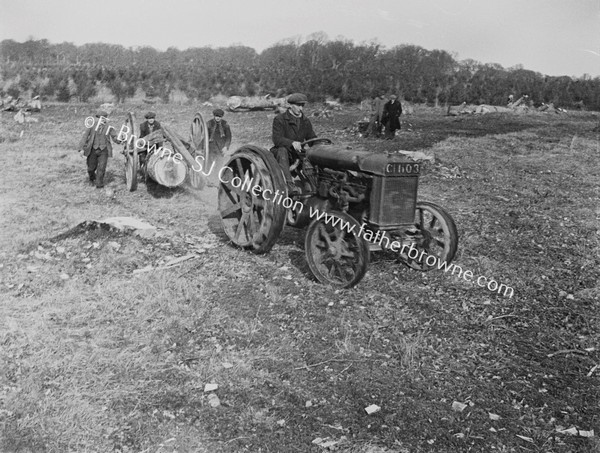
452 401 467 412
305 400 313 408
365 404 381 415
207 393 220 408
59 273 70 280
222 362 233 369
204 383 218 392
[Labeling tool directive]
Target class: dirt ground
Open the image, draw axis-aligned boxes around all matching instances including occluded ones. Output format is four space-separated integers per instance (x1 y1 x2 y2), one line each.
0 103 599 452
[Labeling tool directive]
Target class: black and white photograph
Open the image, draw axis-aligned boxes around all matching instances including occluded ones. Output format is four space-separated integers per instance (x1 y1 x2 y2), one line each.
0 0 598 451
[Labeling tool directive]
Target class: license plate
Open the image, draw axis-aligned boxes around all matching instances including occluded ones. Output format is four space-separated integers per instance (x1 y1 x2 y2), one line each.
385 162 420 175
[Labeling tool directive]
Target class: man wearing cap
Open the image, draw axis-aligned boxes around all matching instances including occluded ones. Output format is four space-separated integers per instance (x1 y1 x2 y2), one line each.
139 111 163 166
207 108 232 171
78 110 124 188
271 93 317 192
140 111 162 142
365 92 386 138
382 94 402 140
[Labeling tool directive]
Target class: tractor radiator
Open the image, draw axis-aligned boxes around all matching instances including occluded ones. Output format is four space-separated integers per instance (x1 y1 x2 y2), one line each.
369 176 418 228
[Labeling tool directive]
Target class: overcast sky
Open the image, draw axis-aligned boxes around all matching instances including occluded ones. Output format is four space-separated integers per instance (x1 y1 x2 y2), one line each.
1 0 598 77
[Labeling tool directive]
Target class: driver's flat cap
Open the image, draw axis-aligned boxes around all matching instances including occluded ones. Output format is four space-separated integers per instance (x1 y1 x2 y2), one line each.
288 93 308 105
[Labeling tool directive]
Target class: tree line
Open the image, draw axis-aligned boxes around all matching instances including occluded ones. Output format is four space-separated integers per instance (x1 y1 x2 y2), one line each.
1 36 599 110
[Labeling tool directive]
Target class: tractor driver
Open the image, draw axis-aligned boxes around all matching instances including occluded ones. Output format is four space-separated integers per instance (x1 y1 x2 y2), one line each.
271 93 317 194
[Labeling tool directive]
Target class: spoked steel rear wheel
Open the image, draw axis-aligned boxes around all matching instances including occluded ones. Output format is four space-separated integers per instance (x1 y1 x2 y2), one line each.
218 146 287 254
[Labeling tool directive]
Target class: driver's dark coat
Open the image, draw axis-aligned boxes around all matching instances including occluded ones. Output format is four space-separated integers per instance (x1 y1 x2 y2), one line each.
272 109 317 148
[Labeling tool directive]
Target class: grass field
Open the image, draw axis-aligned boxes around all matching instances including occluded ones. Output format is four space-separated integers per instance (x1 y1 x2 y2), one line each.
0 102 599 452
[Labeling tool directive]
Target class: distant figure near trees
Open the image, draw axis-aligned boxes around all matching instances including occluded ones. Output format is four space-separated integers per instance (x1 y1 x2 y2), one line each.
365 92 386 138
382 94 403 140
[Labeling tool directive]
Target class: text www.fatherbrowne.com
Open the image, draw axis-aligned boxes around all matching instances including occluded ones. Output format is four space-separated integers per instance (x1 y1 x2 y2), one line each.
309 208 514 299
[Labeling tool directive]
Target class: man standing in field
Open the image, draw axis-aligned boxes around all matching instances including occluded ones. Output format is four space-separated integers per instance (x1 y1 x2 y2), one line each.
382 94 403 140
271 93 317 193
365 92 386 138
139 111 163 167
207 108 232 168
78 110 124 188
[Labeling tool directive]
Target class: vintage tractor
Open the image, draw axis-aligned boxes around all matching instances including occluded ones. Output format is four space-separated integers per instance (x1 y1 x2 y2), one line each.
217 139 458 288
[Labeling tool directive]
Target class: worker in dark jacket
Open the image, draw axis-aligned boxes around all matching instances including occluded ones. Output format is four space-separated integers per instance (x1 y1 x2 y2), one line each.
271 93 316 192
140 111 162 140
78 110 124 188
365 92 386 138
207 108 232 169
382 94 402 139
139 111 163 165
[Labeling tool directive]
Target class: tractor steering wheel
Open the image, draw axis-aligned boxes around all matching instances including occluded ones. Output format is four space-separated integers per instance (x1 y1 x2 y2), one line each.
301 137 333 147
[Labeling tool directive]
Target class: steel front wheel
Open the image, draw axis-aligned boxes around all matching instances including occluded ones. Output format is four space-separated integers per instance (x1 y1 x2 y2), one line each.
305 211 369 288
218 146 287 254
402 201 458 270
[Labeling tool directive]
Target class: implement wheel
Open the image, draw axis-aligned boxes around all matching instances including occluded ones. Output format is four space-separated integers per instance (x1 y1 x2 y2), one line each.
189 112 208 190
218 145 287 254
305 211 370 288
401 201 459 270
123 112 140 192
